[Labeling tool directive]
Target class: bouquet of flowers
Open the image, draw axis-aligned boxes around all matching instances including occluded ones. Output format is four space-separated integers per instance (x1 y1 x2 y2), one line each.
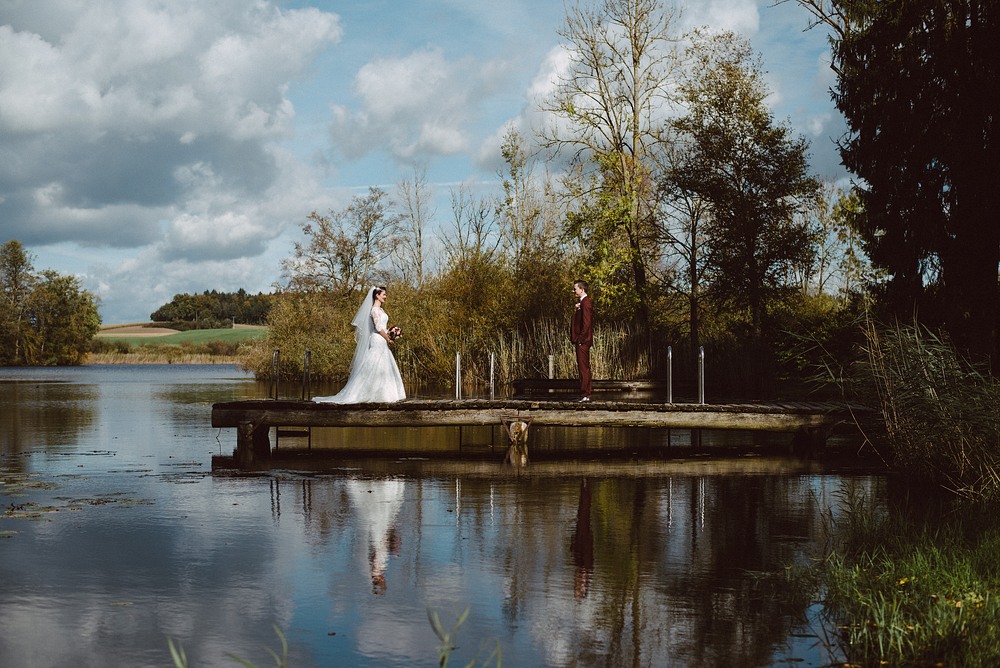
388 326 402 341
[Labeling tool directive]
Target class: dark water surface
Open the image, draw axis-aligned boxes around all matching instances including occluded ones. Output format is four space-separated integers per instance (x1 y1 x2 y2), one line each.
0 365 877 667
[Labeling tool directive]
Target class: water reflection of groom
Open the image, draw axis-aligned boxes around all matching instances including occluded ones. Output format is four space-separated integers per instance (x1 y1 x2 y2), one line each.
571 479 594 599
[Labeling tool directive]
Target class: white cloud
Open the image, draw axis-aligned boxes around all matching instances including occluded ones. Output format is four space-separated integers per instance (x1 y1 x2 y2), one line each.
681 0 760 35
0 1 345 322
329 47 508 161
475 45 572 170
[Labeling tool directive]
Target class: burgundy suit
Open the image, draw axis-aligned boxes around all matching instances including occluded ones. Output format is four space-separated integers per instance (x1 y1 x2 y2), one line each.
571 295 593 398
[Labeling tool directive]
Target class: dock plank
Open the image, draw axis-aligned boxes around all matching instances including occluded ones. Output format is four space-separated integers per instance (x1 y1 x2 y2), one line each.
212 398 857 431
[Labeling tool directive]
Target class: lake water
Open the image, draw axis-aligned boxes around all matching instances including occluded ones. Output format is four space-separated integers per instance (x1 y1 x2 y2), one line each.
0 364 880 667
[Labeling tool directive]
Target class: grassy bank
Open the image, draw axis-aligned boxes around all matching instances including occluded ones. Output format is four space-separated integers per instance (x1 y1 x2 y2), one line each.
809 320 1000 665
88 325 267 364
816 487 1000 666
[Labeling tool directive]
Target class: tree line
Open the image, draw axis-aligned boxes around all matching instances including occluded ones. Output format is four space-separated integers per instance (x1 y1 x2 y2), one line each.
0 240 101 366
150 290 274 330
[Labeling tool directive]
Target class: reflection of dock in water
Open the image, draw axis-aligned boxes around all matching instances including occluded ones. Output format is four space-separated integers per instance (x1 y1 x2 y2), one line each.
211 398 866 469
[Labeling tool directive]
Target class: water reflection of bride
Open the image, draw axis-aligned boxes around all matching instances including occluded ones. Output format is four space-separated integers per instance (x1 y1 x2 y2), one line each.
346 477 406 595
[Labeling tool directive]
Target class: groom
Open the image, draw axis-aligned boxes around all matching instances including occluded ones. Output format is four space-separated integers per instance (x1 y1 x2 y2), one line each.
570 280 593 402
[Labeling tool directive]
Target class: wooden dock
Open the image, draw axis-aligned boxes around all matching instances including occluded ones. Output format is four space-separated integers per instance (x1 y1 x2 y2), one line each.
211 398 863 469
511 378 667 395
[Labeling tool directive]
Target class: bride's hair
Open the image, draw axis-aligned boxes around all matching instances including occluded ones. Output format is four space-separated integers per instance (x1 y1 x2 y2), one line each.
372 286 385 298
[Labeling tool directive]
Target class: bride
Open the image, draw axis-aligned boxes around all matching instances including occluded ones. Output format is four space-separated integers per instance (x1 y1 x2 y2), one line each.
313 286 406 403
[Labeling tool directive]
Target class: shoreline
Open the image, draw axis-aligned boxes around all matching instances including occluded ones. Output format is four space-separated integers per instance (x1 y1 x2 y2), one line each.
84 353 243 365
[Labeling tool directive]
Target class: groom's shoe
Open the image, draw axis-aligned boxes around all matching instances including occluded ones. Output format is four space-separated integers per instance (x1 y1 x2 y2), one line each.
578 396 590 402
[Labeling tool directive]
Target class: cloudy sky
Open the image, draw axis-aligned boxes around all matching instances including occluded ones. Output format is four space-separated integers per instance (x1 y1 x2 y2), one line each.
1 0 844 324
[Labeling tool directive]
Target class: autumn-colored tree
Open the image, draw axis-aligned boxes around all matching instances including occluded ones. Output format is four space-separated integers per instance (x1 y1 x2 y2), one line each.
544 0 680 332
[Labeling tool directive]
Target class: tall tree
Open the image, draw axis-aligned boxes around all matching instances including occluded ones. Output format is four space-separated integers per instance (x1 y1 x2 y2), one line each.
395 164 433 289
495 128 569 325
282 187 403 295
26 271 101 365
670 30 819 340
0 240 38 365
787 0 1000 364
788 183 873 300
543 0 680 332
655 139 712 356
0 241 101 365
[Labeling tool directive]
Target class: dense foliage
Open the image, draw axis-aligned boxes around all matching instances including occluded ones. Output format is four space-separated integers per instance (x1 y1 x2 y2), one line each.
792 0 1000 365
150 289 274 328
0 240 101 365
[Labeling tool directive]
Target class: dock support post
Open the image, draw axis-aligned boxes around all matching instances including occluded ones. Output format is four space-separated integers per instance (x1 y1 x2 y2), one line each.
455 352 462 400
269 349 280 400
236 420 271 469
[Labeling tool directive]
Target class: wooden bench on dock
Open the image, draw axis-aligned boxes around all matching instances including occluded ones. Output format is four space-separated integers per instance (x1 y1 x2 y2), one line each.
211 398 864 469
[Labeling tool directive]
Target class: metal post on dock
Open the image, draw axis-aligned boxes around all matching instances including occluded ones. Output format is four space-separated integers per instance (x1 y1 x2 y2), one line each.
667 345 673 404
270 349 280 400
301 350 312 400
548 354 555 394
489 352 495 401
455 352 462 400
698 346 705 405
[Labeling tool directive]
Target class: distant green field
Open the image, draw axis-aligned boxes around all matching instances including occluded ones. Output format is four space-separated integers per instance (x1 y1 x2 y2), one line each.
98 327 267 347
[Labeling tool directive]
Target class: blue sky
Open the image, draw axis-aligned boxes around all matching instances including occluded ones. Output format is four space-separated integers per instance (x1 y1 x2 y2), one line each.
0 0 844 324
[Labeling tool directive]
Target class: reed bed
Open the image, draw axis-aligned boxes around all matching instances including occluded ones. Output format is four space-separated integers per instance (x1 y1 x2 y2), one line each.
852 320 1000 502
487 319 649 391
85 351 242 365
804 321 1000 667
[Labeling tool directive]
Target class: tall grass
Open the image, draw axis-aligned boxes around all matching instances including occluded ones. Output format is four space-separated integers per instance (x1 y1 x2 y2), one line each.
487 319 649 391
799 319 1000 665
850 319 1000 501
87 339 249 364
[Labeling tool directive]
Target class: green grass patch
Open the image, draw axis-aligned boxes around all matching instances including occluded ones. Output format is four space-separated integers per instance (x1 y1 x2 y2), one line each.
90 327 268 362
99 327 266 348
816 486 1000 667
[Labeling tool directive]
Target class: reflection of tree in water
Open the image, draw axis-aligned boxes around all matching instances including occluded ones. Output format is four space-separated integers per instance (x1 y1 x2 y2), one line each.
280 470 851 665
674 476 824 666
347 478 405 595
0 381 97 460
584 475 827 667
453 474 836 666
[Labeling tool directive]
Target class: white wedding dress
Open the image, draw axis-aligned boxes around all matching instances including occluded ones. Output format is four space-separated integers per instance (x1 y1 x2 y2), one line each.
314 298 406 404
